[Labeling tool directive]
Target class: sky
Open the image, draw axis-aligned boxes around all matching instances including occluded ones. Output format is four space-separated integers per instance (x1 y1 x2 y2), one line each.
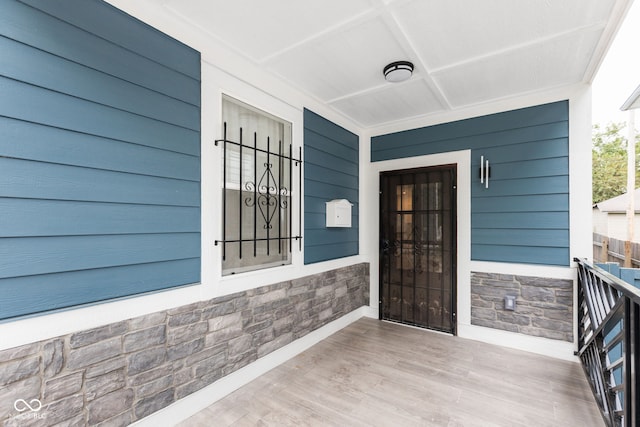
592 2 640 127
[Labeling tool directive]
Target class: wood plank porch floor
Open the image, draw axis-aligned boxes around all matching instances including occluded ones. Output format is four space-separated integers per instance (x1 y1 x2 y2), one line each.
177 318 603 427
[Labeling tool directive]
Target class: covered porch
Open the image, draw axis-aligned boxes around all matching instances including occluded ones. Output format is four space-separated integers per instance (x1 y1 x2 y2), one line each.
0 1 636 426
178 318 602 426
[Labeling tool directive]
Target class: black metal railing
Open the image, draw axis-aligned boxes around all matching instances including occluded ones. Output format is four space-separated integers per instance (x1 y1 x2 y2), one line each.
575 258 640 427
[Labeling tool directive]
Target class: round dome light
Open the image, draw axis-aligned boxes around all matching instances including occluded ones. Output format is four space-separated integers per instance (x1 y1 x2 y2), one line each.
383 61 414 83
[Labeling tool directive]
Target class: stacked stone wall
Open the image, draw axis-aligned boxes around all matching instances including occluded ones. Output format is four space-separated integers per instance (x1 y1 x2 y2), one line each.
0 263 369 426
471 272 573 342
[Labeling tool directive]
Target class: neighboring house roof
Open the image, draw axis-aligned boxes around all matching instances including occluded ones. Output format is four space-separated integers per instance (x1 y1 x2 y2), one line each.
595 188 640 213
621 84 640 111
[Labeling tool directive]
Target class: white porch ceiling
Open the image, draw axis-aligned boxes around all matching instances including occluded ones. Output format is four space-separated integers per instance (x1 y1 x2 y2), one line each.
159 0 631 129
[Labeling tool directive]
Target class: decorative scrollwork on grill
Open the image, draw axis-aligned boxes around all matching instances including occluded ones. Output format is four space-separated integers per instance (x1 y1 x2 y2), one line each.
242 162 290 229
257 194 277 229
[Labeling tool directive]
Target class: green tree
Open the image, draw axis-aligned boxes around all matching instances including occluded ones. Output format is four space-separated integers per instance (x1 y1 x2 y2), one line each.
592 122 640 204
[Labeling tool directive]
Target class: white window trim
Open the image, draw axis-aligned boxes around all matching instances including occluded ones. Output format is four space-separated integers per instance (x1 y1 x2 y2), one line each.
201 65 308 300
219 95 296 276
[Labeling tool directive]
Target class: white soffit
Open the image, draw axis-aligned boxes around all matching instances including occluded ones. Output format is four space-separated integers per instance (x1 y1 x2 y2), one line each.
434 29 605 107
162 0 376 62
331 79 445 127
160 0 632 129
393 0 616 71
265 15 410 103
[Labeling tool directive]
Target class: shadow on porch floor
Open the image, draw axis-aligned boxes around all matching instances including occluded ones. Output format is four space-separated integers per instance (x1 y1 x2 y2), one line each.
177 318 603 426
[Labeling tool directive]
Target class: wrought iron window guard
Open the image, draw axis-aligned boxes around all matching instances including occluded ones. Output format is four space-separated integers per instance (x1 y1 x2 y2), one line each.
215 123 302 261
575 258 640 427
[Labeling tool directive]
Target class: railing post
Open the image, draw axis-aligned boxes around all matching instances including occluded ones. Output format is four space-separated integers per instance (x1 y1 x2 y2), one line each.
626 299 640 426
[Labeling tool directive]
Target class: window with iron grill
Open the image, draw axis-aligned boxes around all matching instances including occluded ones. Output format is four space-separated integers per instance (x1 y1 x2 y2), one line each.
216 96 302 275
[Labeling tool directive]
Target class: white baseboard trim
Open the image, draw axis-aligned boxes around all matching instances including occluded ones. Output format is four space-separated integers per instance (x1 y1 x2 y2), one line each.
132 306 368 426
458 323 578 362
362 306 378 319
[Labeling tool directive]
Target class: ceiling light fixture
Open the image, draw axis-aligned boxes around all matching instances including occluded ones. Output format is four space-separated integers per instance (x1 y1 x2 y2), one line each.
383 61 414 83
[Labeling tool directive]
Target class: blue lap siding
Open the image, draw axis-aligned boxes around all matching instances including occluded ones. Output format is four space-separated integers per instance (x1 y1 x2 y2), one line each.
0 0 201 319
371 101 570 266
304 109 359 264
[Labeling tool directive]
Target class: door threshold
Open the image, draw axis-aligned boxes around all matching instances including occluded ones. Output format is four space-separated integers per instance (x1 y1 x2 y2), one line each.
381 319 454 336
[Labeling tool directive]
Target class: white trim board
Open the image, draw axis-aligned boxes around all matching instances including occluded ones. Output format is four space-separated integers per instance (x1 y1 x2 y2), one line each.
470 261 576 280
458 324 578 362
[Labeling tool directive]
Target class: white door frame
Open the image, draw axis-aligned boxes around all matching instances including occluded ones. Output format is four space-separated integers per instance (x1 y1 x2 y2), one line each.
364 149 472 330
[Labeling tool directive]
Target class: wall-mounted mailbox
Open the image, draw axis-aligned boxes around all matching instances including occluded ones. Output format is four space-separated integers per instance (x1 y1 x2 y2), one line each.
326 199 352 228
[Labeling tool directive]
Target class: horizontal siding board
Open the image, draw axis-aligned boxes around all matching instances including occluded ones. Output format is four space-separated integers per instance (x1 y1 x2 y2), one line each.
372 101 568 154
305 242 359 264
478 138 568 163
305 228 359 246
0 233 200 279
455 101 568 138
0 258 200 320
0 0 200 105
372 122 568 162
305 164 358 189
303 109 359 149
304 196 327 214
20 0 201 80
305 130 358 160
0 77 199 156
472 229 569 247
487 158 569 180
472 212 569 229
304 146 358 176
305 212 327 229
0 158 200 206
0 36 199 130
473 176 569 197
305 212 359 230
472 194 569 213
305 195 360 214
471 245 569 266
304 180 359 201
0 199 200 237
0 117 200 181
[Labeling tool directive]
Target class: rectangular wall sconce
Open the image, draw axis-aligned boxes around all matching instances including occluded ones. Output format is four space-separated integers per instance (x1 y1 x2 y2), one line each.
504 295 516 311
479 155 491 189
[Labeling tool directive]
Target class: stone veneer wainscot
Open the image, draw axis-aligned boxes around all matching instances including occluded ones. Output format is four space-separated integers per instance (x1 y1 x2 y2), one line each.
471 272 573 342
0 263 369 426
